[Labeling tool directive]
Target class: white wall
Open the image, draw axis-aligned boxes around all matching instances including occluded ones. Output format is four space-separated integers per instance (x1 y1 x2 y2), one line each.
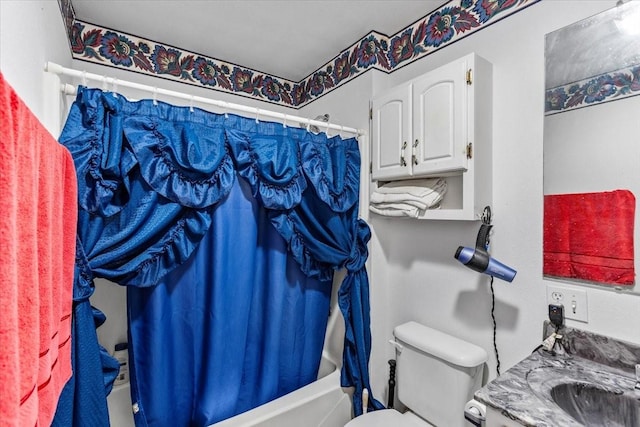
303 0 640 404
0 1 72 129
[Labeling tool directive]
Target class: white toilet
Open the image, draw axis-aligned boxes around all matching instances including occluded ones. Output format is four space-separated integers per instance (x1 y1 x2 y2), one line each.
346 321 487 427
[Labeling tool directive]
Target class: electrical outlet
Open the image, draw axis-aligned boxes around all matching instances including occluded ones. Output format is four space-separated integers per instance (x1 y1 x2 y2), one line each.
546 284 588 323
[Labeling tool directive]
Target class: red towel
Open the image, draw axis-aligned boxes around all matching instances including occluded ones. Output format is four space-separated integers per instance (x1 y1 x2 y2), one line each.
0 73 77 426
544 190 635 285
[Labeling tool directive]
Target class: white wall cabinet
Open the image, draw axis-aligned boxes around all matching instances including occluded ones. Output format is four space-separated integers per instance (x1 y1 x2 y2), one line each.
370 53 492 220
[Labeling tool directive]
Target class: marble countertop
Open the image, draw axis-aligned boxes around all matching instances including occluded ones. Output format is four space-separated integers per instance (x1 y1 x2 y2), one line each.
474 324 640 427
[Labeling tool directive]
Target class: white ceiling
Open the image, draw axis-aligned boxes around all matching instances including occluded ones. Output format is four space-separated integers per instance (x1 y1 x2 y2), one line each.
71 0 443 81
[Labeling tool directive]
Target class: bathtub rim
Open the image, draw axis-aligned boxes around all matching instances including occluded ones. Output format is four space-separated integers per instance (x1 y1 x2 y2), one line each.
209 353 345 426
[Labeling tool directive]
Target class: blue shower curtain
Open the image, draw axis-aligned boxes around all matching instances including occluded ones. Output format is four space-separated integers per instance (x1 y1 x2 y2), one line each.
127 176 331 425
53 87 383 426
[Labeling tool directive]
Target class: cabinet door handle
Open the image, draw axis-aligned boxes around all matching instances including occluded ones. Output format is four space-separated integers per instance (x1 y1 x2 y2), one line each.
400 141 407 167
412 139 419 165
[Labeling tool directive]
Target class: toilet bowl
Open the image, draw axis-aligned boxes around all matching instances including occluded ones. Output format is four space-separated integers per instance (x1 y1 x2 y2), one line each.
345 321 487 427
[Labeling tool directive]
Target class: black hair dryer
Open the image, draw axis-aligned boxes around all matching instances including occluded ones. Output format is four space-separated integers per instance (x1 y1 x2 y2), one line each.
454 208 517 282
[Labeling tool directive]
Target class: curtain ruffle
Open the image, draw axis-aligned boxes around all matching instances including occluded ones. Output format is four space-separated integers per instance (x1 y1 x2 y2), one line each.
59 89 132 217
226 129 307 210
82 196 214 288
124 117 235 208
268 212 335 281
123 207 213 287
73 236 95 301
301 135 360 212
345 219 371 272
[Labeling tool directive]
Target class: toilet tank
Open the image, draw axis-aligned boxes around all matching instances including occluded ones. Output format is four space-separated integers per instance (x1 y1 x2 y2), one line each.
393 321 487 427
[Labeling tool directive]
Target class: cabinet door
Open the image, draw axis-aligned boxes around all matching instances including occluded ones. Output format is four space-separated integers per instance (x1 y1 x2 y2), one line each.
371 84 411 181
412 57 469 176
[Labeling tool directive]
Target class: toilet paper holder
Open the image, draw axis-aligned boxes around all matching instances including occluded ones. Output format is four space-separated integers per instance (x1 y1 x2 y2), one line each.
464 399 486 426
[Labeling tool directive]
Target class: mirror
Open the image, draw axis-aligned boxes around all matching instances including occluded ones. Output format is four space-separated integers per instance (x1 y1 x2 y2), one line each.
543 1 640 292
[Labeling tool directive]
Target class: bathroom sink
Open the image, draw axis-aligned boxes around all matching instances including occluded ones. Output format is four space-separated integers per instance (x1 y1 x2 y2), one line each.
474 325 640 427
523 359 640 426
550 382 640 427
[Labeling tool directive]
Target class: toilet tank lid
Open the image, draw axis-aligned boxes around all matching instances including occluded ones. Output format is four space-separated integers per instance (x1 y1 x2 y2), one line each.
394 321 488 368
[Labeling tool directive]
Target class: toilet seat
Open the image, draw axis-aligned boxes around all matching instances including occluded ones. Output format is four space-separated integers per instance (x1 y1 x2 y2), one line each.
345 409 428 426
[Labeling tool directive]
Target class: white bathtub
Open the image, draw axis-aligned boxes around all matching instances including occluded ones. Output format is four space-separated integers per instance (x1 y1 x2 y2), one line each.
106 354 352 427
108 383 135 427
210 353 352 427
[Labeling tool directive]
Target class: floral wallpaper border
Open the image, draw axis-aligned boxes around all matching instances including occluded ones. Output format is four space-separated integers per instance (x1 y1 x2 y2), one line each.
57 0 75 42
545 64 640 115
60 0 539 108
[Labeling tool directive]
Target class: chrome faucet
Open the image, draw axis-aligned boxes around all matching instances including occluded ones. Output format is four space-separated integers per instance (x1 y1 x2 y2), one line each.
636 364 640 390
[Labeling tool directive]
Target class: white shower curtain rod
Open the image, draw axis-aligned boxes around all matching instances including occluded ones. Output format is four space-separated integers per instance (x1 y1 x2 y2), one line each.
44 62 364 136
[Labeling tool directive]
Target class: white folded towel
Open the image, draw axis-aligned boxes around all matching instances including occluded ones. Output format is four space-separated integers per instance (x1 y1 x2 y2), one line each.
369 203 421 218
371 183 445 206
373 178 445 197
370 178 446 214
369 196 429 210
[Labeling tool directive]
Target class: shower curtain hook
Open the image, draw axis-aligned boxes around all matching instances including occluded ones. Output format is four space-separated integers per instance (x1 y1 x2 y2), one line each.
101 75 108 92
112 77 118 98
340 125 345 138
81 70 87 86
189 95 194 113
325 120 331 137
152 87 158 106
306 120 311 132
255 108 260 124
223 102 229 119
282 114 288 128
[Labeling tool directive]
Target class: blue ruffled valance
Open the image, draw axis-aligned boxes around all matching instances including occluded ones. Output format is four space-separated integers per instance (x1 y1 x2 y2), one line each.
55 86 382 426
63 88 363 220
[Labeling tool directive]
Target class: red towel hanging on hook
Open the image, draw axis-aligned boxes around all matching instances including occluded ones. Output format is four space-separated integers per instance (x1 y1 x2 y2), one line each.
0 72 77 426
544 189 635 285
